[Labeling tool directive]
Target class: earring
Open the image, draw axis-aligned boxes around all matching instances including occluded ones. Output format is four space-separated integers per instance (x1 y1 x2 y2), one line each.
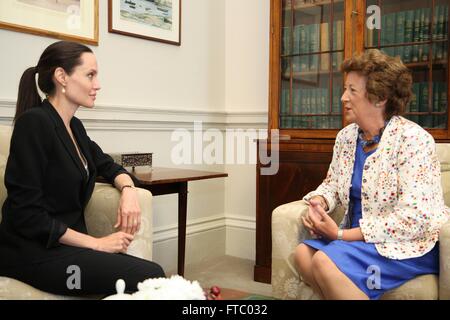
62 87 66 94
375 102 380 108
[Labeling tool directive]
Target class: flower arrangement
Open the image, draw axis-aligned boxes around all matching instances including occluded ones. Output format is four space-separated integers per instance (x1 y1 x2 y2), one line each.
103 275 222 300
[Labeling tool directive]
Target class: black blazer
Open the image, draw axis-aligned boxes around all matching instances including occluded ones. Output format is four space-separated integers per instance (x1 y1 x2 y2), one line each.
0 100 132 267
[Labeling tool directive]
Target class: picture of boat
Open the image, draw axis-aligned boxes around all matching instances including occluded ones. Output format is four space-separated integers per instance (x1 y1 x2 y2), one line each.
120 0 173 31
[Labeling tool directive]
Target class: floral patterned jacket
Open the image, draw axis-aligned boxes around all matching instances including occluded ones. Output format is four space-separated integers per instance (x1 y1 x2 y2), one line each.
304 116 449 259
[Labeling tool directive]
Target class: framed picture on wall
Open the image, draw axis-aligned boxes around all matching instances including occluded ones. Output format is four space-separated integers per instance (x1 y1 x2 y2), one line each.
0 0 99 45
108 0 181 46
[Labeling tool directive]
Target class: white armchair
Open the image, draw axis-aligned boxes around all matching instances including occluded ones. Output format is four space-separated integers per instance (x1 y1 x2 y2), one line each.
272 143 450 300
0 125 154 300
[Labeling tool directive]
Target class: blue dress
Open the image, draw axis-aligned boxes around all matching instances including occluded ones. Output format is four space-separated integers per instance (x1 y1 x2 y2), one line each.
303 138 439 299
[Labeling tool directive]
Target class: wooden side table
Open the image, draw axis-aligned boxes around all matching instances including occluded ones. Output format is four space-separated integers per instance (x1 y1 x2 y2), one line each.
100 167 228 276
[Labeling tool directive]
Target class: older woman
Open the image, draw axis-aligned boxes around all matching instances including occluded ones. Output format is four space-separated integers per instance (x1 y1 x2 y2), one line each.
294 49 449 300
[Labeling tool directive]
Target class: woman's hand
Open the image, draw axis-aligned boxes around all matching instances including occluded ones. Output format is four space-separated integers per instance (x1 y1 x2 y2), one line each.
93 232 134 253
301 210 321 238
114 187 141 235
302 199 339 240
301 196 327 238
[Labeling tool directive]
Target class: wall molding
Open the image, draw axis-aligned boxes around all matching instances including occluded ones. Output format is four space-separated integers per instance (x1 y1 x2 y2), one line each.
153 214 255 243
0 99 268 130
0 98 260 261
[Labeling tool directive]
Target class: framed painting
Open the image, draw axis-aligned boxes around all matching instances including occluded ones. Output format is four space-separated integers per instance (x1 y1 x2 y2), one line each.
108 0 181 46
0 0 99 45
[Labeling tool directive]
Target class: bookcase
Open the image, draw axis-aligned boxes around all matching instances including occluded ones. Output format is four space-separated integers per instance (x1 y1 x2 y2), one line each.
255 0 450 283
367 0 449 134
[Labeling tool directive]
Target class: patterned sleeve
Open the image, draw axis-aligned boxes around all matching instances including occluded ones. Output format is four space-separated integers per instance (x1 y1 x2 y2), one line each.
302 130 344 213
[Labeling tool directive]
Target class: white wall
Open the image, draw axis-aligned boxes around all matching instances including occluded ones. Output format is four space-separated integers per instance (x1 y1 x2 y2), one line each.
224 0 270 258
0 0 270 271
225 0 270 112
0 0 226 110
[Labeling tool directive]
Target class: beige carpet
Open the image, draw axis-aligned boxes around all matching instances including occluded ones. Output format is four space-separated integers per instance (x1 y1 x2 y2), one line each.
170 255 273 298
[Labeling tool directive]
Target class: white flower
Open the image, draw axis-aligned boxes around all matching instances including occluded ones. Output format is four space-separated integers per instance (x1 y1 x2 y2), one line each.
103 275 206 300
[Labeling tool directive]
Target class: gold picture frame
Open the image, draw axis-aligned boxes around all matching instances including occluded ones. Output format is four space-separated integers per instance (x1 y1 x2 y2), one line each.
0 0 99 46
108 0 181 46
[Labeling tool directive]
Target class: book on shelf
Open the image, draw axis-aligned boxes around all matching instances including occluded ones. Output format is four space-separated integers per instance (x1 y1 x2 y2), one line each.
376 5 448 63
395 11 405 58
433 5 449 41
282 27 291 55
332 85 342 114
320 22 330 70
409 83 420 113
366 27 374 47
293 88 300 114
419 82 429 113
299 25 309 70
290 20 344 72
281 85 290 115
405 81 447 128
309 23 320 71
433 83 440 113
305 88 311 114
439 82 448 114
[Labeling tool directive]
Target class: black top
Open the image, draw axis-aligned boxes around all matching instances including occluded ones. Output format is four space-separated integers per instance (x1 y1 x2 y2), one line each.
0 100 134 267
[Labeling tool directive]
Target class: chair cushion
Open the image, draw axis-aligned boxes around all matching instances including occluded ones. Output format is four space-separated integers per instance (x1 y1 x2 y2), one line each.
0 125 12 158
381 274 438 300
436 143 450 172
0 276 101 300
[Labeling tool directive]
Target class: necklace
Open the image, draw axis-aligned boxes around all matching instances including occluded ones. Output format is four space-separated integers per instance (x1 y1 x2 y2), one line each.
358 122 388 149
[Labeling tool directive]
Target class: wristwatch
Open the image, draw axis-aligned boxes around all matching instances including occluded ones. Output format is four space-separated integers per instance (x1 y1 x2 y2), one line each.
337 229 344 240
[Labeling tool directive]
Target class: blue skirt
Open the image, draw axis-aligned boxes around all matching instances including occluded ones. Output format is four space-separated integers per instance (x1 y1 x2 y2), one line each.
303 239 439 299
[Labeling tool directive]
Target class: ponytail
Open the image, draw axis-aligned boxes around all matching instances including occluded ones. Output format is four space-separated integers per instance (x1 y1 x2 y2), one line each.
15 66 42 121
14 41 92 122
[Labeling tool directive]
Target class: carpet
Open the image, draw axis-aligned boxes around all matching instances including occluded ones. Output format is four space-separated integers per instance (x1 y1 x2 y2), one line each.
218 288 275 300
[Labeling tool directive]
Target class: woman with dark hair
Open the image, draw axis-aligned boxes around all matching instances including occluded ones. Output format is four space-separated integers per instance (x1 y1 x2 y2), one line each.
0 41 165 296
294 49 449 299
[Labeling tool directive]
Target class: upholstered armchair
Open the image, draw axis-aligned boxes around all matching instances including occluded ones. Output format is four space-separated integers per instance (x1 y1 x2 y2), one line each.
0 125 154 299
272 143 450 300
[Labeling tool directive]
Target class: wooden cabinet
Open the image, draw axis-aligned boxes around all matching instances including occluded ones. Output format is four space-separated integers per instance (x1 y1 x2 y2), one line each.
255 0 450 283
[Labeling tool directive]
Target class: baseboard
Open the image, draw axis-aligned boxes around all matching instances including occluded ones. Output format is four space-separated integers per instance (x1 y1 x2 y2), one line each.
225 227 256 260
152 214 256 272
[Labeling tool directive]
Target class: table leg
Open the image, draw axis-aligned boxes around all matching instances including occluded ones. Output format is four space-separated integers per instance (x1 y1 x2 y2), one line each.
177 182 188 276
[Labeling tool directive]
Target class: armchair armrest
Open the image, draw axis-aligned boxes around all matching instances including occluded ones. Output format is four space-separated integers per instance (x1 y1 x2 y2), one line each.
271 199 345 300
271 200 313 300
439 219 450 300
84 183 153 262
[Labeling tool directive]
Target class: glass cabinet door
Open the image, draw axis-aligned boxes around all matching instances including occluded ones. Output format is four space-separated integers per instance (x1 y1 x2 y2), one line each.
280 0 345 131
365 0 449 132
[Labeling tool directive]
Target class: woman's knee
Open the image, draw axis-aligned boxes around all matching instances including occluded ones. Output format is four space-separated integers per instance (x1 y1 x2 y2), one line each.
311 251 334 280
138 261 165 279
150 262 165 278
295 244 314 276
295 244 314 265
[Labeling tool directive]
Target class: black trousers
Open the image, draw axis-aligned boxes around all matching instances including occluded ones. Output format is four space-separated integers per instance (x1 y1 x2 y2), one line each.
1 249 165 296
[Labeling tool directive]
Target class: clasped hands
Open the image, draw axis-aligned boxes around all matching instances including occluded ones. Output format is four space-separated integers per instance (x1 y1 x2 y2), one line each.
301 197 339 240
